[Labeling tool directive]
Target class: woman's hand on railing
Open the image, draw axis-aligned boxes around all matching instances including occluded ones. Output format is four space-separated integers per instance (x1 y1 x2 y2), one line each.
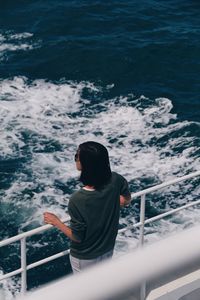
43 212 80 242
120 194 131 207
43 212 61 227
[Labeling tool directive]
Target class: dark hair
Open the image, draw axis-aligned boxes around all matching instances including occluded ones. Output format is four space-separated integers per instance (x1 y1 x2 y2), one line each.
77 141 112 189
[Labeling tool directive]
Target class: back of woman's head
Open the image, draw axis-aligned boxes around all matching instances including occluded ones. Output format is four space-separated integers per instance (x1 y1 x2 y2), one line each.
78 141 111 189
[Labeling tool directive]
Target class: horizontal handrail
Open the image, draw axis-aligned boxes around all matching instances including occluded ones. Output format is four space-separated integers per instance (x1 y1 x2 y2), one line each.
1 170 200 248
27 250 70 271
0 216 70 248
0 169 200 295
16 224 200 300
144 198 200 226
6 193 200 282
0 268 23 281
119 197 200 233
2 196 200 287
0 250 70 282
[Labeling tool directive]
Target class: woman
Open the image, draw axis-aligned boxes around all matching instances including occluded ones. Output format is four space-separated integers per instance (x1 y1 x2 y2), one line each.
44 141 131 273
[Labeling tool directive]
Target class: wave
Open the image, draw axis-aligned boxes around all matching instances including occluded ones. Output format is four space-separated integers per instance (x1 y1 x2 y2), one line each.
0 31 40 61
0 270 20 300
0 76 199 225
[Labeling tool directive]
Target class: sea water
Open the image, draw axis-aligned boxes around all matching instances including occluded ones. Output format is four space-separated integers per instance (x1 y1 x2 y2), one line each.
0 0 200 298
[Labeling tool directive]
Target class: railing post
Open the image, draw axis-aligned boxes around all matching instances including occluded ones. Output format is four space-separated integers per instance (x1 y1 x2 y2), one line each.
139 194 146 247
139 194 146 300
21 237 27 295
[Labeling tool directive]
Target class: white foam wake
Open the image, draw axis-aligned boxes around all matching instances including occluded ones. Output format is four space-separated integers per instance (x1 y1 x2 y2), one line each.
0 270 20 300
0 77 199 222
0 77 200 297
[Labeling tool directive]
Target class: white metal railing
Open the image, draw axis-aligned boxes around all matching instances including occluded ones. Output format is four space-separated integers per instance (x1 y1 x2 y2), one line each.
16 223 200 300
1 170 200 298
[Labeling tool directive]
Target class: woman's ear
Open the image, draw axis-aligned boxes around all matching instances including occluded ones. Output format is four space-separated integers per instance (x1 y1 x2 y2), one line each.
76 160 82 171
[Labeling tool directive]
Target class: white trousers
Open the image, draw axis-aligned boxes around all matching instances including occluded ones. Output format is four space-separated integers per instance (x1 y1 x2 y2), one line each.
69 250 113 273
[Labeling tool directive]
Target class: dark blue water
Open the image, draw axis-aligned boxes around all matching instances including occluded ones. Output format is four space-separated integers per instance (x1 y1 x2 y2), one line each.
1 0 200 120
0 0 200 297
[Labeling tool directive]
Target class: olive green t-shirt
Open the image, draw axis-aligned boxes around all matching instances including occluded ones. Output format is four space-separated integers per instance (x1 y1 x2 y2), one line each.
68 172 130 259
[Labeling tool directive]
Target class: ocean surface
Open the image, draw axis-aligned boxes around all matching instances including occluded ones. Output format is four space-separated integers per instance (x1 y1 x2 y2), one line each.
0 0 200 298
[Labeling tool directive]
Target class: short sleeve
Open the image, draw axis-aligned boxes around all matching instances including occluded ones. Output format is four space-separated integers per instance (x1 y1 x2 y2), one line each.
68 199 86 242
119 174 130 196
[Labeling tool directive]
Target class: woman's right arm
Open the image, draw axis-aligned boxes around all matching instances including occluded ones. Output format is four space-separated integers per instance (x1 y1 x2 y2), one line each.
43 212 80 242
120 194 131 207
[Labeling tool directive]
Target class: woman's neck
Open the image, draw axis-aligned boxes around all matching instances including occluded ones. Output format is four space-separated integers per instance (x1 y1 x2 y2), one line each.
83 185 95 191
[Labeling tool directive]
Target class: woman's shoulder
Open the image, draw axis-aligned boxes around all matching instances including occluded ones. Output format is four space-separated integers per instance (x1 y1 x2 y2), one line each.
111 171 125 181
111 171 129 186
